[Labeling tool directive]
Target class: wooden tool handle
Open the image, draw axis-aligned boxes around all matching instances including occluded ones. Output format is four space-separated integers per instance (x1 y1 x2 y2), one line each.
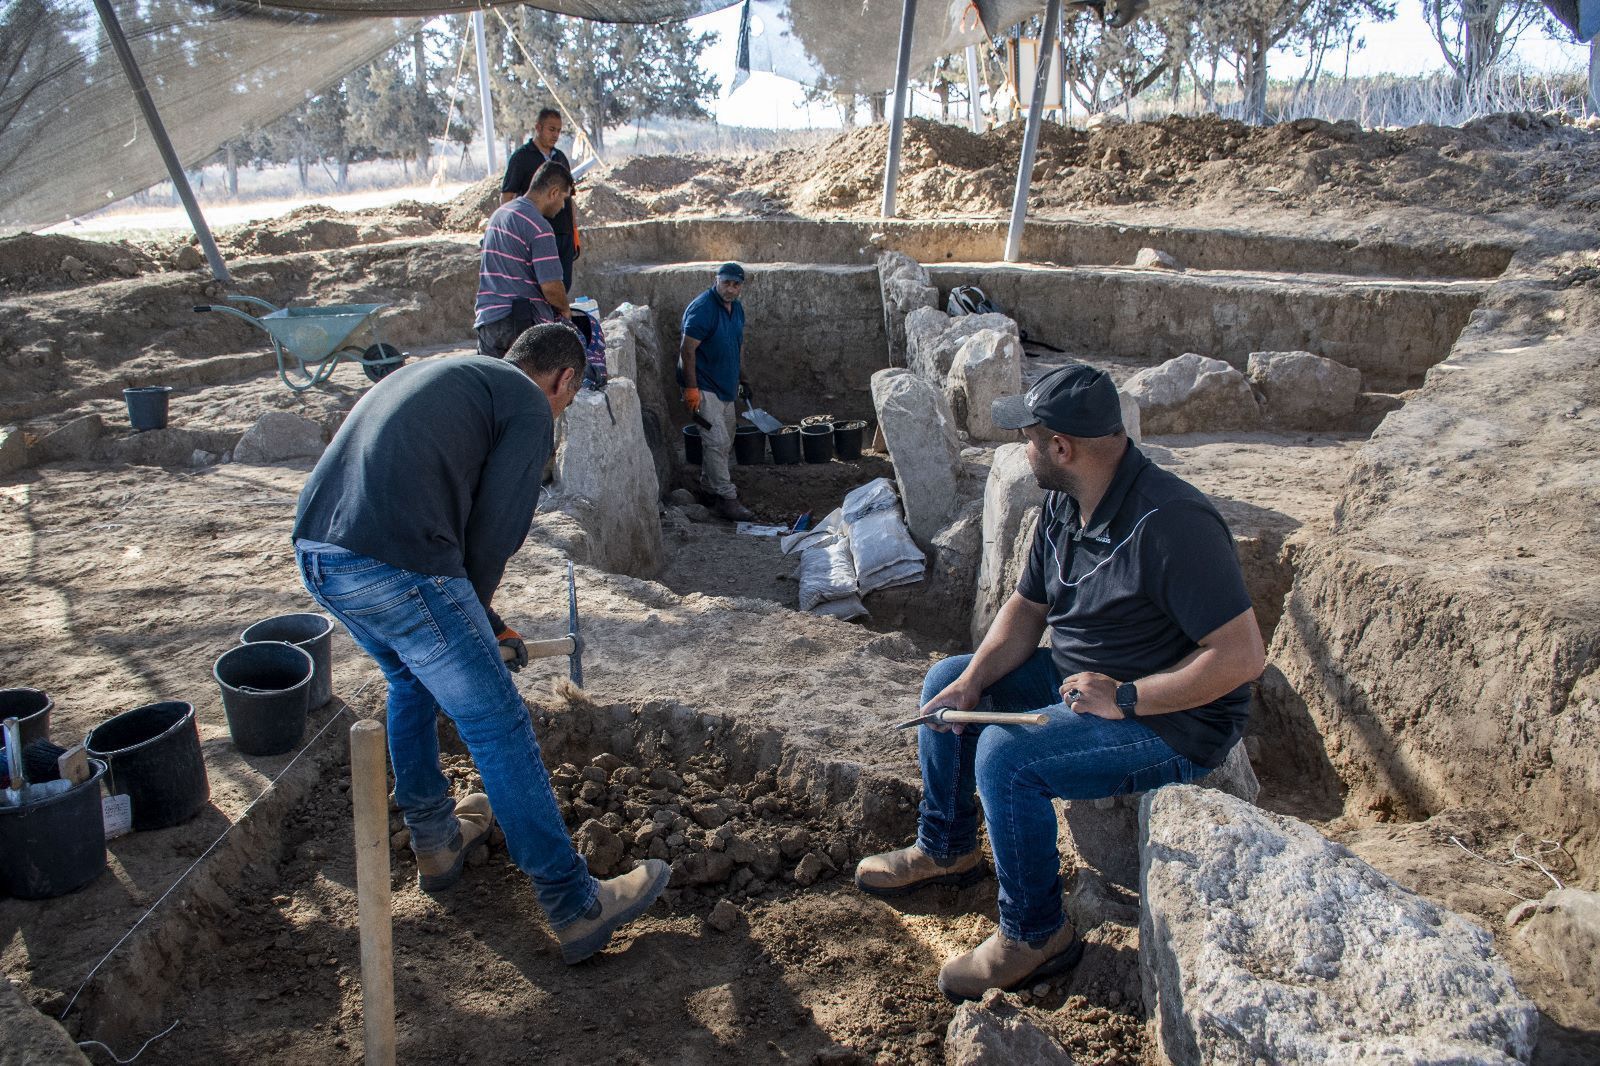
938 710 1049 726
522 636 576 660
350 720 395 1066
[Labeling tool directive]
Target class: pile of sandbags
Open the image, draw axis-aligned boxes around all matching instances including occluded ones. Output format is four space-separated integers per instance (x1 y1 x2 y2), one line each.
782 478 925 620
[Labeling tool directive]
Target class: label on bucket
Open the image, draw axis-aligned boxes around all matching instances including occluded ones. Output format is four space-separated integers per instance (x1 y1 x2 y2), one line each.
103 794 133 839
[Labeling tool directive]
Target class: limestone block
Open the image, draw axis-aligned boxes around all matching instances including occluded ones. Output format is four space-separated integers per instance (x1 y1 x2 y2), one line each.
605 303 673 490
970 444 1046 647
1247 350 1362 430
554 378 662 578
870 369 962 544
232 411 325 465
107 428 226 468
1118 388 1142 444
1134 247 1182 270
945 330 1022 443
878 250 929 286
944 1002 1071 1065
1507 888 1600 1004
1065 740 1260 888
527 504 597 566
883 277 939 367
1140 785 1537 1066
35 414 104 463
906 308 1019 386
0 425 28 477
1124 353 1260 435
863 498 983 645
601 314 638 381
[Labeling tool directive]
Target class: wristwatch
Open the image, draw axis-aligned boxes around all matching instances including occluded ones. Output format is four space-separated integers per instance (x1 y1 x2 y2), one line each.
1114 682 1139 719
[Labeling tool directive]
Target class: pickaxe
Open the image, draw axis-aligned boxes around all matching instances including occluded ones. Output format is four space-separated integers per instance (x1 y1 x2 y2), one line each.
502 559 584 686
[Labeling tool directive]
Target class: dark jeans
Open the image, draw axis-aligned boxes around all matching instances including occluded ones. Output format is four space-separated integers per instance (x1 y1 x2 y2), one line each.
916 649 1199 943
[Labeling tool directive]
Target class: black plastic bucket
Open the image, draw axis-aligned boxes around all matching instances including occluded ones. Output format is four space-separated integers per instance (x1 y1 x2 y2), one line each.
213 642 312 757
241 613 334 710
0 759 108 899
834 420 868 461
733 425 766 465
682 424 702 465
86 701 209 832
769 426 802 465
123 386 173 432
801 423 835 464
0 689 52 748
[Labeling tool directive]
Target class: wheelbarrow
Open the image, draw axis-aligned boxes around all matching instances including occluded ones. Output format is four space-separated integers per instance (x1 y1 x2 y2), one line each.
193 295 407 393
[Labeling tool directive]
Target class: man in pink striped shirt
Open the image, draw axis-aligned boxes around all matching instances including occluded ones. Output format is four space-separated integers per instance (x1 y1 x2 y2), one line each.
475 161 573 359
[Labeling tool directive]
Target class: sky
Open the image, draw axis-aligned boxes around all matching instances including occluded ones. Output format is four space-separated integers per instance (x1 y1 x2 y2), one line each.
686 0 1594 129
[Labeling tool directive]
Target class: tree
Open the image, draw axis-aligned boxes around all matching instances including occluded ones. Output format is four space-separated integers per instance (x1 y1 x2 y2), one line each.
484 11 718 154
1423 0 1553 105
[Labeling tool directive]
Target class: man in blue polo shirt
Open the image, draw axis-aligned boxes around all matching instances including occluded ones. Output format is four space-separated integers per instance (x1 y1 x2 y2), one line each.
854 364 1266 1002
475 161 573 360
679 262 755 521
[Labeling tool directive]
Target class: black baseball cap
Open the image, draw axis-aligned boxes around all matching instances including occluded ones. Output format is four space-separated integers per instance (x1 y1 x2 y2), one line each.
991 364 1123 437
716 262 746 282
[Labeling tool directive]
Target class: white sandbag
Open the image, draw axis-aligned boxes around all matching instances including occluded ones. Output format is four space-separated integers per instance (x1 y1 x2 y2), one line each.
797 534 861 612
842 478 926 594
780 506 844 555
812 595 868 621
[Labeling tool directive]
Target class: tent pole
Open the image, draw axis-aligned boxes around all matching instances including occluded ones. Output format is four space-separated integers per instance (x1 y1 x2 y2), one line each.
473 11 499 177
90 0 230 283
1003 0 1060 263
965 44 983 133
881 0 918 218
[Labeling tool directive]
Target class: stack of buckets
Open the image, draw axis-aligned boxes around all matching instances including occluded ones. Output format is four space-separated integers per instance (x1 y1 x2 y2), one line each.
683 418 870 466
0 611 335 900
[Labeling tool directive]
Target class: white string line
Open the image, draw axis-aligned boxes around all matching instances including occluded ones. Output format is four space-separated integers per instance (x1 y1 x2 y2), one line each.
58 703 354 1022
489 7 606 167
77 1019 181 1064
1447 832 1572 896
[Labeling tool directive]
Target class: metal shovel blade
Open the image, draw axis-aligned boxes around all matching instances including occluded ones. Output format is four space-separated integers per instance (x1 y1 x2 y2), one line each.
740 400 783 434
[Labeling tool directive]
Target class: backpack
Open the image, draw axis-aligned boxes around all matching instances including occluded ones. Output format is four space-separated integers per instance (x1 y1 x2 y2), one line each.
946 284 1001 317
570 309 608 390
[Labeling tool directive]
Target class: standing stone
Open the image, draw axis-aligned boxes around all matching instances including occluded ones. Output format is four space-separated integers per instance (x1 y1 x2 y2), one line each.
35 413 103 463
905 308 1019 386
946 330 1022 443
879 252 939 368
601 313 639 381
971 444 1046 647
1124 353 1260 435
1246 350 1362 430
232 411 325 464
605 302 673 495
1117 388 1142 444
554 378 662 578
870 369 963 544
0 425 28 476
1140 786 1537 1066
943 1003 1071 1065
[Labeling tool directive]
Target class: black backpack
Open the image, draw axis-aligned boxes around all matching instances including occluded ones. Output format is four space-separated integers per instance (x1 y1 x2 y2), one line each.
946 284 1002 317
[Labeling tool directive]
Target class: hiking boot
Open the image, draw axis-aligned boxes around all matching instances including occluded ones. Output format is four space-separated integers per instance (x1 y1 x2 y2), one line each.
717 496 755 521
414 793 494 894
937 924 1084 1002
556 858 671 965
854 844 987 898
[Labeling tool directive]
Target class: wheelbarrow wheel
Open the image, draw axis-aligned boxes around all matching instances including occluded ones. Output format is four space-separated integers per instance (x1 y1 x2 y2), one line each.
361 344 406 384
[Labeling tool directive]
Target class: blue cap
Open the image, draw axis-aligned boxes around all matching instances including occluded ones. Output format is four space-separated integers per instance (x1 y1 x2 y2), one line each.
716 262 745 282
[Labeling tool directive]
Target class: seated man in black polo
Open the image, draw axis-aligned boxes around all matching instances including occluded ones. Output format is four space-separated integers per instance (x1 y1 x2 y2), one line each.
854 364 1266 1002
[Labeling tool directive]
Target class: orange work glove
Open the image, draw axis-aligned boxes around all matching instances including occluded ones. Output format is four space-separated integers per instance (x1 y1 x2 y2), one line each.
682 387 702 413
496 627 527 671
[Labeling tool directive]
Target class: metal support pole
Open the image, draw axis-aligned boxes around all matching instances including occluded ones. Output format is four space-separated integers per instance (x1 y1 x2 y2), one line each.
352 719 396 1066
472 10 499 177
89 0 230 283
1003 0 1060 264
965 44 983 133
881 0 918 218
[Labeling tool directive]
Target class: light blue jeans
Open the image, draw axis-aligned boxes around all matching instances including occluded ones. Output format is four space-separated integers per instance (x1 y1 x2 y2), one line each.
916 650 1199 944
297 546 597 928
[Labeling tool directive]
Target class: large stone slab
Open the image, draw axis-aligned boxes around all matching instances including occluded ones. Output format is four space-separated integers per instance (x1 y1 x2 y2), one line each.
1247 349 1361 430
603 302 674 496
35 413 104 463
905 307 1019 387
553 378 663 578
946 330 1022 443
601 311 639 381
1124 353 1260 435
870 368 962 544
970 443 1046 647
232 411 324 465
1140 785 1538 1065
878 252 938 368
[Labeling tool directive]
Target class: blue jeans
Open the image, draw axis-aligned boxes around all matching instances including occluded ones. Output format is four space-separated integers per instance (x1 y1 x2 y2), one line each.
297 547 597 928
916 649 1199 944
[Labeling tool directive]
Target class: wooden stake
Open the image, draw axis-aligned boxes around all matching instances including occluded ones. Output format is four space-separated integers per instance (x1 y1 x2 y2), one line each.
351 719 396 1066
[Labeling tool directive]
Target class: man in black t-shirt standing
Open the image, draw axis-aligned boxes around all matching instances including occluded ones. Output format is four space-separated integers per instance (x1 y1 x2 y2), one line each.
854 364 1266 1002
501 107 578 291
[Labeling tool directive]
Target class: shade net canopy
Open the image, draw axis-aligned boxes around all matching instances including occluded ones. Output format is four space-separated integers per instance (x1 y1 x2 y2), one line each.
1 0 1042 231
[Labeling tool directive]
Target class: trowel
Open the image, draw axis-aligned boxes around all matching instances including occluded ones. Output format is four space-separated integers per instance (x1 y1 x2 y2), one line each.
737 383 783 434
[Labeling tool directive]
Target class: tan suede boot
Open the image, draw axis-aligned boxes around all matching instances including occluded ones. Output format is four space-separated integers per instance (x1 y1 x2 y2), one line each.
555 858 671 964
413 793 494 893
854 844 987 898
937 923 1084 1002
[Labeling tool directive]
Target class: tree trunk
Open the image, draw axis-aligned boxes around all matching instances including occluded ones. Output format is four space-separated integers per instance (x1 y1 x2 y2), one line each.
937 80 949 121
226 143 238 197
835 91 856 128
297 156 309 191
413 32 431 166
1242 30 1269 124
869 91 887 123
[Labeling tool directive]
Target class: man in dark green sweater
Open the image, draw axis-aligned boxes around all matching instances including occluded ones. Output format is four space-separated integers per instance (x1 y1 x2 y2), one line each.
293 324 668 965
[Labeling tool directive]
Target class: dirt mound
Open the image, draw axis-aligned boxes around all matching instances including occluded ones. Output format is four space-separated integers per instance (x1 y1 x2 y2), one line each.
602 154 714 191
0 232 162 293
440 174 501 232
215 202 441 257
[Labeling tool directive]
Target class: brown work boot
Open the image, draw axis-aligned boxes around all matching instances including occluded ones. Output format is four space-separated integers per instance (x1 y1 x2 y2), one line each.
937 924 1084 1002
555 858 671 964
854 844 987 898
413 793 494 894
717 496 755 521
